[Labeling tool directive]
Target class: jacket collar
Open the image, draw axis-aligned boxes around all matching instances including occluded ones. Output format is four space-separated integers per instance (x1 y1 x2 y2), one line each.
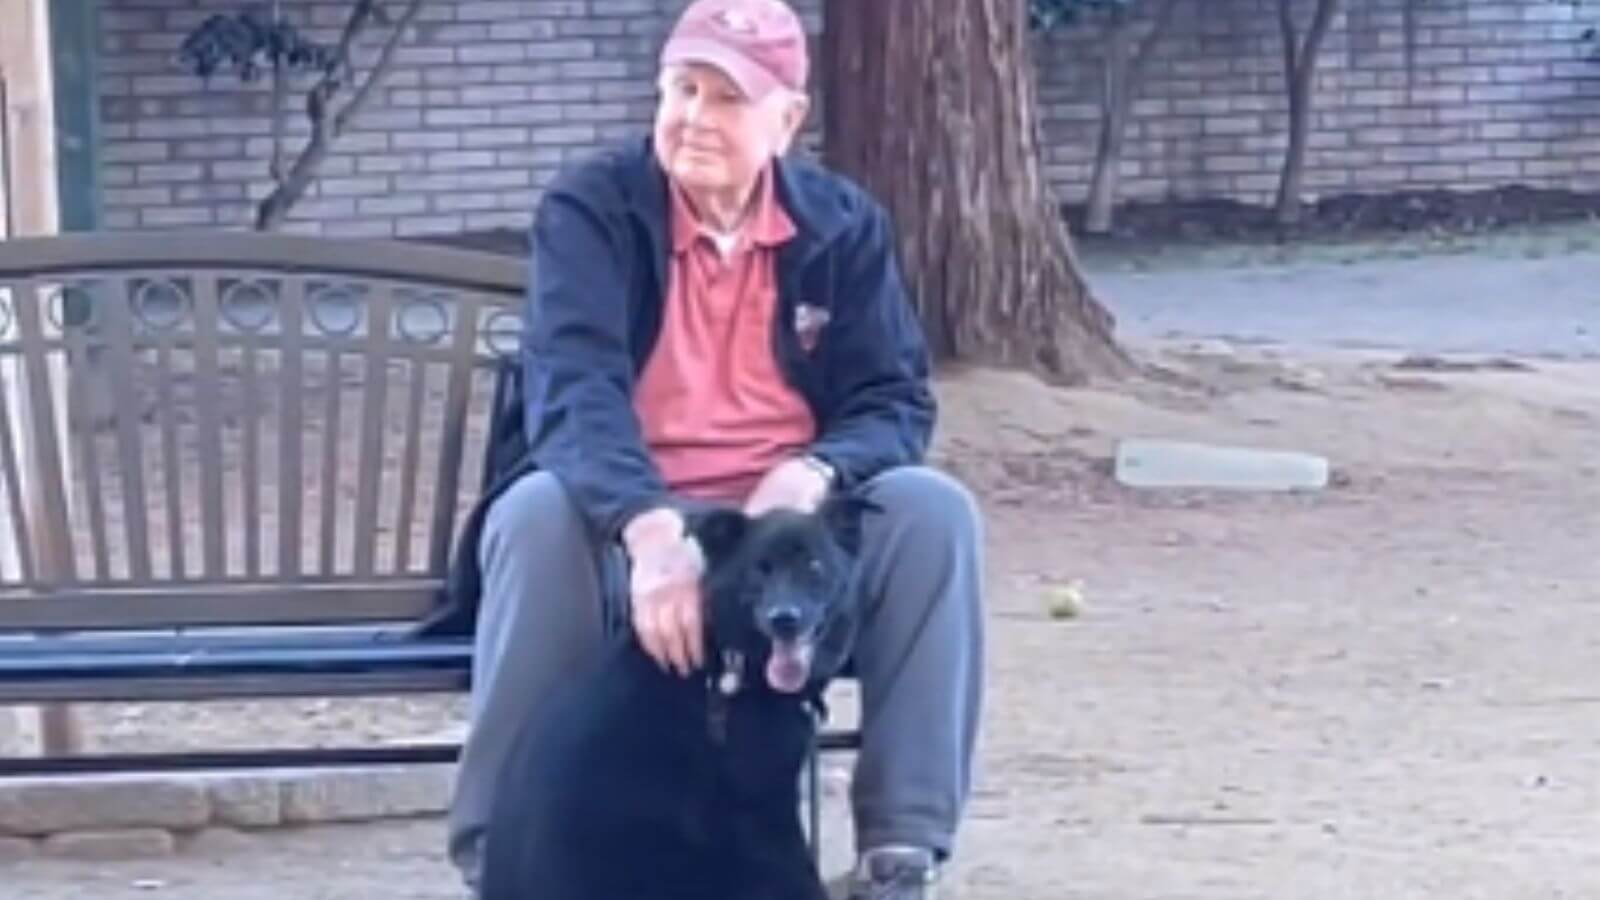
627 136 854 281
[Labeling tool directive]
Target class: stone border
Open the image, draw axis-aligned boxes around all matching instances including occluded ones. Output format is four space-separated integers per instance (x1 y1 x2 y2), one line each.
0 764 454 862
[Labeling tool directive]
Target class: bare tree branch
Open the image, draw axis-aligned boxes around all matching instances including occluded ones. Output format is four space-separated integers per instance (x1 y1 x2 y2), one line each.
255 0 425 231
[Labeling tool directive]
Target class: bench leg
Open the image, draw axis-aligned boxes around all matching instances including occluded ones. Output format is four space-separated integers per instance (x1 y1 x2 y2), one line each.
0 705 82 757
40 704 81 755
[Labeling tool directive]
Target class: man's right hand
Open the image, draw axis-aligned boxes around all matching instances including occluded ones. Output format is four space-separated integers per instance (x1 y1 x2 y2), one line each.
622 507 705 677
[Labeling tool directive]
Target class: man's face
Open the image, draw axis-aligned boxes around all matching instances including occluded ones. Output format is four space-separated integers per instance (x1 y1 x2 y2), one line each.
653 63 807 200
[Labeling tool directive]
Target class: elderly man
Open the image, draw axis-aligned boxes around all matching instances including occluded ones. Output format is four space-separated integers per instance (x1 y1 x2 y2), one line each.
445 1 984 897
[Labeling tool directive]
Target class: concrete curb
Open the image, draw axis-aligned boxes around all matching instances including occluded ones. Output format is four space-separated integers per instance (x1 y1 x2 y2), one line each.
0 764 455 861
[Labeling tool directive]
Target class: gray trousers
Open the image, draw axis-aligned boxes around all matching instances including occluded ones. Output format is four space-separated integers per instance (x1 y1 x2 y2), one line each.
446 465 985 888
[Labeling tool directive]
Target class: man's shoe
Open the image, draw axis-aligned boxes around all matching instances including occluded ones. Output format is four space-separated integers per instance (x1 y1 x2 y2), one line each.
844 846 939 900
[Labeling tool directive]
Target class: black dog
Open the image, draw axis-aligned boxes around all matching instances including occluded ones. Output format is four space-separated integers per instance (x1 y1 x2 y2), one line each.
480 495 876 900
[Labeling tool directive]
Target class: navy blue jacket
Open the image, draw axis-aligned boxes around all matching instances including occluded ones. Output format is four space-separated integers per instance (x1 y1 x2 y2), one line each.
521 136 937 542
419 137 935 638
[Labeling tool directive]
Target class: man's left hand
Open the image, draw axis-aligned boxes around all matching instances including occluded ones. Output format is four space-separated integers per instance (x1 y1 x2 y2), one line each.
744 456 831 516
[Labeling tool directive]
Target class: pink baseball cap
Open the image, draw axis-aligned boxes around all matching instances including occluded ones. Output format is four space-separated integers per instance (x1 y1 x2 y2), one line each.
660 0 810 99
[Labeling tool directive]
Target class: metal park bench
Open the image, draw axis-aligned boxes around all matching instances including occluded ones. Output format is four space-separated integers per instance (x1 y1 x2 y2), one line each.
0 231 856 858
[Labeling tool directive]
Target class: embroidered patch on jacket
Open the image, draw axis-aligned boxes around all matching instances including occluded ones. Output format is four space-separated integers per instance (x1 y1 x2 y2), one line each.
794 303 831 353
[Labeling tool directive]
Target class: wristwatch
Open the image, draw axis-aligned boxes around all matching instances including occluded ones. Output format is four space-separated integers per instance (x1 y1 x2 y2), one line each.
798 453 838 489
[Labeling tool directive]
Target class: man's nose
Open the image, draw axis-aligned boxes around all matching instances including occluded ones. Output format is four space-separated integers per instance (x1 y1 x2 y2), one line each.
683 94 705 125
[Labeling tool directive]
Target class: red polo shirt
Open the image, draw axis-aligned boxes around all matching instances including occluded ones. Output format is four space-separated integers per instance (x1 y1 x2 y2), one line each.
632 167 817 503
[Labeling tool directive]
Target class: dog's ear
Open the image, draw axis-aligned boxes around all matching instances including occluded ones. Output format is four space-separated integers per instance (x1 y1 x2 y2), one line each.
819 493 882 556
686 507 750 566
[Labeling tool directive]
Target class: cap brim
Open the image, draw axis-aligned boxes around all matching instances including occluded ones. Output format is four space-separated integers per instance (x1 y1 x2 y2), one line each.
661 37 783 99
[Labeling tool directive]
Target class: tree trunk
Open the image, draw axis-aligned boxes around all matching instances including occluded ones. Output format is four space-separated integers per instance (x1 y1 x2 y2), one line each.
1083 17 1131 235
1084 0 1182 236
1274 0 1341 227
821 0 1127 385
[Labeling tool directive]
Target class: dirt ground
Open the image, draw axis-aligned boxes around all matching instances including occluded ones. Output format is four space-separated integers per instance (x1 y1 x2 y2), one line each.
5 259 1600 897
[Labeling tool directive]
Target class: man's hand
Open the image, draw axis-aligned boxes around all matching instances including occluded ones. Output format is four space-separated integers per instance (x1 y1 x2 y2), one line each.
744 456 833 517
623 507 705 677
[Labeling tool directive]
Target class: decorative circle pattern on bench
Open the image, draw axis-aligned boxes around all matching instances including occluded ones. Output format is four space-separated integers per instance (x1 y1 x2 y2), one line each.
0 233 526 634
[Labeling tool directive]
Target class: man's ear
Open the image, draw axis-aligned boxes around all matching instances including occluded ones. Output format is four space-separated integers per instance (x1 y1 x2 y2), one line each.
819 493 882 556
687 507 750 566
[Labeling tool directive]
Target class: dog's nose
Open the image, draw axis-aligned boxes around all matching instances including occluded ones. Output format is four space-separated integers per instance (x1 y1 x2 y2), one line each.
763 605 803 639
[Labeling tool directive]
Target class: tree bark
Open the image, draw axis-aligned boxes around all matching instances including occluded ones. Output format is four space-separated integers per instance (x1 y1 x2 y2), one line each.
821 0 1127 385
1084 0 1182 235
1274 0 1341 227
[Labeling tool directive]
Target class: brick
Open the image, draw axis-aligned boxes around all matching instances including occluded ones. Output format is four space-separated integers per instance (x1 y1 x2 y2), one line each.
104 186 174 207
1466 159 1522 179
210 159 271 180
1440 142 1497 161
461 85 530 105
1492 140 1549 160
130 75 195 95
141 207 216 227
1381 146 1440 165
435 192 509 212
359 195 430 217
459 43 529 64
359 153 429 174
556 60 629 80
527 41 600 62
462 127 533 149
561 103 634 123
494 104 565 126
491 21 559 40
0 771 209 832
496 148 565 169
532 124 599 145
177 139 248 161
1521 158 1582 178
42 829 175 861
429 150 497 169
556 17 626 37
423 65 493 87
1468 83 1526 103
318 176 394 197
284 198 357 219
421 22 491 42
456 1 532 20
134 118 209 139
395 132 461 150
426 108 496 128
1407 163 1470 182
103 142 170 164
357 109 426 130
396 46 456 66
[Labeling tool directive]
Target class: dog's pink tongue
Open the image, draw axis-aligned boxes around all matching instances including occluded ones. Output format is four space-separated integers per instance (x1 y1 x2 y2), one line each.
765 642 813 694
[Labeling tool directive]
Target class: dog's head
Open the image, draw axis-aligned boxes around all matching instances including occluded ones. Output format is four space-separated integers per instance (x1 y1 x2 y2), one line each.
688 495 877 695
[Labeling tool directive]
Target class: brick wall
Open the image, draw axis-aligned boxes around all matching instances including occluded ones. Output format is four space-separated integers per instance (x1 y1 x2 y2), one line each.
1037 0 1600 204
94 0 1600 236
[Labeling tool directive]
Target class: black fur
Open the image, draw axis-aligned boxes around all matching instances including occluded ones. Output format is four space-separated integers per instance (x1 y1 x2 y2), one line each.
480 495 877 900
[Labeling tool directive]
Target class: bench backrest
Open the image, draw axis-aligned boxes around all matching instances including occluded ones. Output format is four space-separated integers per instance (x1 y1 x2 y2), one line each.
0 232 525 633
